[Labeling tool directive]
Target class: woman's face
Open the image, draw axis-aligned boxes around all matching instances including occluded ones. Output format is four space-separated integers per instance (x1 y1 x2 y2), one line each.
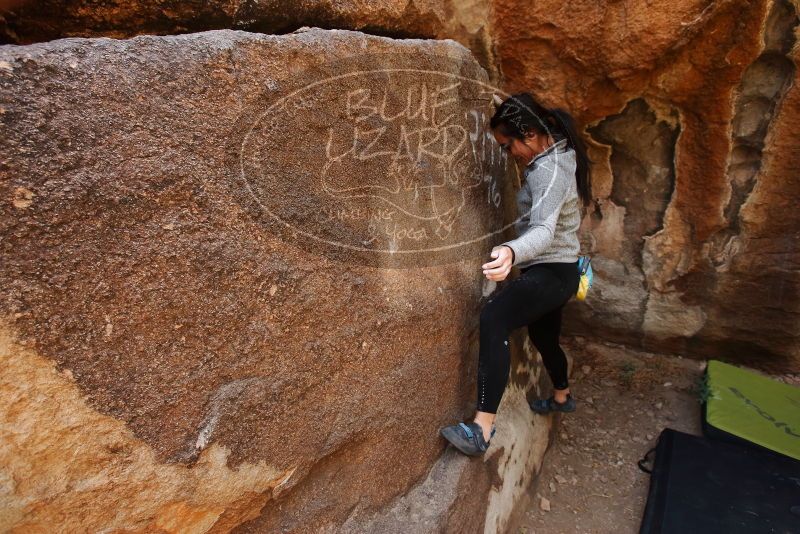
492 128 547 165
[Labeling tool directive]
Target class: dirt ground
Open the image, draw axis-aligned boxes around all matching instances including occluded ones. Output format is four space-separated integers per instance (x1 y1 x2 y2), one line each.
509 336 800 534
510 337 709 534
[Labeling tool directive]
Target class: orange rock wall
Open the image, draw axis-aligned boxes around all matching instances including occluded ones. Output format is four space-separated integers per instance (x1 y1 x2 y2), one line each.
493 0 799 371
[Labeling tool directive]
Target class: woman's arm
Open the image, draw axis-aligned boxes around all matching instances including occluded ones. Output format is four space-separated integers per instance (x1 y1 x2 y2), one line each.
501 159 573 266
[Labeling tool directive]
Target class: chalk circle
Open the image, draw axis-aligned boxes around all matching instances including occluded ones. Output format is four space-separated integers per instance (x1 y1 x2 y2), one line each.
235 52 557 268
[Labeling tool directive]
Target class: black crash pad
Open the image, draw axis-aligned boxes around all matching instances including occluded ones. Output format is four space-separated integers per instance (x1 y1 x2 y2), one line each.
639 428 800 534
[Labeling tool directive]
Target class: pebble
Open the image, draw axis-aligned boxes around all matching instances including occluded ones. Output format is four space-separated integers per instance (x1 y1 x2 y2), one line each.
549 482 557 493
663 382 672 387
586 396 594 404
582 365 592 374
646 433 653 440
540 497 551 512
555 474 568 484
655 402 663 410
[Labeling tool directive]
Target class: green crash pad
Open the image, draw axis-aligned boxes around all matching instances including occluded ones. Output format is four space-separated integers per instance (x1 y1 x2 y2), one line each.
703 359 800 461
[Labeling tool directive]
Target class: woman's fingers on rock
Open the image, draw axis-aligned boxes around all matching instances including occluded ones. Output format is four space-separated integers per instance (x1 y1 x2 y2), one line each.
486 270 508 282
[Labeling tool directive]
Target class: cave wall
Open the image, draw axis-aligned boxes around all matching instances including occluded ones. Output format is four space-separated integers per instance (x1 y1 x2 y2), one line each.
493 0 800 372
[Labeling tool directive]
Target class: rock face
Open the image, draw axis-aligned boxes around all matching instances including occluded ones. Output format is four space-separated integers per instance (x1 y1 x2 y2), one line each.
0 28 554 532
3 0 799 531
493 0 800 372
0 0 500 79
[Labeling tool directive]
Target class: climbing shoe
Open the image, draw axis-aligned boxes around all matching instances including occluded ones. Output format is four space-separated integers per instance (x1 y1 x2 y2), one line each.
529 394 576 414
439 421 495 456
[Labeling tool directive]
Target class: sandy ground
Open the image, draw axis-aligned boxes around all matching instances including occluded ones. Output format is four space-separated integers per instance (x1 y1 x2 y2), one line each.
509 337 707 534
509 336 800 534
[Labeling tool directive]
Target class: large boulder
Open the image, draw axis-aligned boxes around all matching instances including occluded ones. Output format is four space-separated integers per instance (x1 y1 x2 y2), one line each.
493 0 800 372
0 28 554 532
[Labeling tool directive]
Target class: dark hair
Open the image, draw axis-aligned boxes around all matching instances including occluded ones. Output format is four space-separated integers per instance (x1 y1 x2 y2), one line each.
490 93 592 207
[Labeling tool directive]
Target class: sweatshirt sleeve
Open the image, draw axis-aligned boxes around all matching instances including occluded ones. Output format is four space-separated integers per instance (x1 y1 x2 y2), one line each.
501 160 571 266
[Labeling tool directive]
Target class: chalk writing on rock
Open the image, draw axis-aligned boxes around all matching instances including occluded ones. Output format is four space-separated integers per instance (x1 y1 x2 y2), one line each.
238 59 515 266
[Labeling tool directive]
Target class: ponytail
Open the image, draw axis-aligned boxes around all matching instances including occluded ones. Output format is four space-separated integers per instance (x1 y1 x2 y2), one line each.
548 108 592 208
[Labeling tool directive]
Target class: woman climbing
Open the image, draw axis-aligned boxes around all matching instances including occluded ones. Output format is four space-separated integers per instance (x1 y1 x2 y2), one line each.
439 93 593 457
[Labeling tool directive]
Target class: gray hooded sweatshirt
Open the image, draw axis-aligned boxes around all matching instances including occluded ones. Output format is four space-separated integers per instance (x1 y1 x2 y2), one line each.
501 136 582 268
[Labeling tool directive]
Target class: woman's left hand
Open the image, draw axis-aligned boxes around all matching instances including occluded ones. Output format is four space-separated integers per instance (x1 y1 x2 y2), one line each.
482 246 513 282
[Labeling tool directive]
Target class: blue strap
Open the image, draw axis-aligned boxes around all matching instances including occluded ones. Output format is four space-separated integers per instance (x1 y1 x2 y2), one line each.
578 255 592 275
458 422 474 439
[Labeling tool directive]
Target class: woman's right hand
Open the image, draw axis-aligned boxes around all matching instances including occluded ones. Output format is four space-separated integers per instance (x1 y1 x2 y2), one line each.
482 246 514 282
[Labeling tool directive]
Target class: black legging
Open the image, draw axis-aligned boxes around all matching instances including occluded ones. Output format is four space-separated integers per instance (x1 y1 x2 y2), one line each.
477 260 580 414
